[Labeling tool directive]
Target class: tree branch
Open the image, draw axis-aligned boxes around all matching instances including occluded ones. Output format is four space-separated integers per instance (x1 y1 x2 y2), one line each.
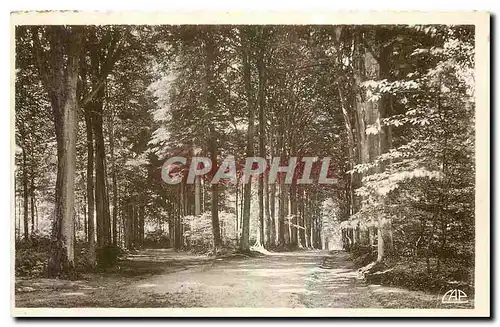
81 30 126 106
30 27 50 93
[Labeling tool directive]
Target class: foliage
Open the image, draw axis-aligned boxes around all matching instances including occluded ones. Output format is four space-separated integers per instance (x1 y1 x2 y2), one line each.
344 26 475 289
14 24 476 290
96 245 124 269
15 235 51 277
183 211 237 251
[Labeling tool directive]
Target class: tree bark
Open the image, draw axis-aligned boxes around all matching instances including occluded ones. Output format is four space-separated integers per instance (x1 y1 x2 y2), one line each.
240 27 255 252
278 173 286 246
84 27 122 252
30 173 35 235
264 174 271 247
84 109 96 265
139 206 145 247
92 90 111 248
195 175 201 216
290 181 298 246
209 137 222 250
21 128 29 241
235 180 239 241
257 27 268 247
109 105 118 246
204 29 222 252
352 30 387 261
44 26 82 277
269 135 276 247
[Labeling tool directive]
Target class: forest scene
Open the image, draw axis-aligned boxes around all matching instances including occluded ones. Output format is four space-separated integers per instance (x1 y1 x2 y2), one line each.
14 24 476 309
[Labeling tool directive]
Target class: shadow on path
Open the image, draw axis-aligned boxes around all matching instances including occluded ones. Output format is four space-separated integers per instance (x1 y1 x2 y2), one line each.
15 248 453 308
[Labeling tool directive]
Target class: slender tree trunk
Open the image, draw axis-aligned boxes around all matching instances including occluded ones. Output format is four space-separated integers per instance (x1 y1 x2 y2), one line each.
240 182 244 235
286 188 291 245
290 179 298 247
204 29 222 252
269 157 276 247
83 27 122 252
139 206 145 247
298 187 305 248
168 207 174 248
109 106 118 246
175 201 182 249
84 110 96 264
83 200 87 243
92 88 111 248
209 137 222 251
305 192 311 248
201 177 205 213
21 136 29 241
195 175 201 216
278 173 285 246
337 85 357 215
127 203 134 249
30 173 35 235
180 181 185 217
257 27 267 247
264 174 271 247
376 212 385 262
15 175 19 241
235 180 239 241
276 129 286 246
240 27 254 252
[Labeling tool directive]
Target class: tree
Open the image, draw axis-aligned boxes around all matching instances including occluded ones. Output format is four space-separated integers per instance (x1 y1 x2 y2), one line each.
240 26 256 252
31 26 83 276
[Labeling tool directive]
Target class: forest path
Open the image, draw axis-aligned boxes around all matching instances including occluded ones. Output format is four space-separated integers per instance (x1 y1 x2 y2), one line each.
15 249 442 308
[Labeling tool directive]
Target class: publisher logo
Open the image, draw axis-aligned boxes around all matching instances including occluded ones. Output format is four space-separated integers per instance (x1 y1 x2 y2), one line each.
441 289 468 304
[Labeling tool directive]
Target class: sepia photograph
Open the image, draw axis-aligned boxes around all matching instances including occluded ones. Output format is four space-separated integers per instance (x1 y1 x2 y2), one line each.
10 11 490 317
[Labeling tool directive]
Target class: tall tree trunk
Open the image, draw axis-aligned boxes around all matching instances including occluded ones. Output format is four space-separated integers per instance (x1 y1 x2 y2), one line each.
109 105 118 246
278 173 286 246
240 27 254 252
304 192 309 248
82 27 122 252
139 206 145 247
209 136 222 251
204 29 222 252
15 173 19 241
235 180 239 242
298 187 305 248
126 202 134 249
83 200 87 243
168 207 174 248
290 181 297 246
21 132 29 241
195 175 201 216
351 30 386 261
175 201 182 249
376 214 385 262
257 27 268 247
285 186 291 244
269 137 276 247
276 129 286 246
337 85 357 215
84 110 96 265
264 175 271 247
240 182 244 236
45 26 82 277
92 88 111 248
30 173 35 235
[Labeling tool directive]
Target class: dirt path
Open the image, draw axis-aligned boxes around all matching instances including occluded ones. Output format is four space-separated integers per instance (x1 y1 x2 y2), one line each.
15 249 448 308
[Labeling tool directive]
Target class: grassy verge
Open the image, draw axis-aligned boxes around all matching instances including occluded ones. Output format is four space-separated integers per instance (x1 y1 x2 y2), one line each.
353 251 474 297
